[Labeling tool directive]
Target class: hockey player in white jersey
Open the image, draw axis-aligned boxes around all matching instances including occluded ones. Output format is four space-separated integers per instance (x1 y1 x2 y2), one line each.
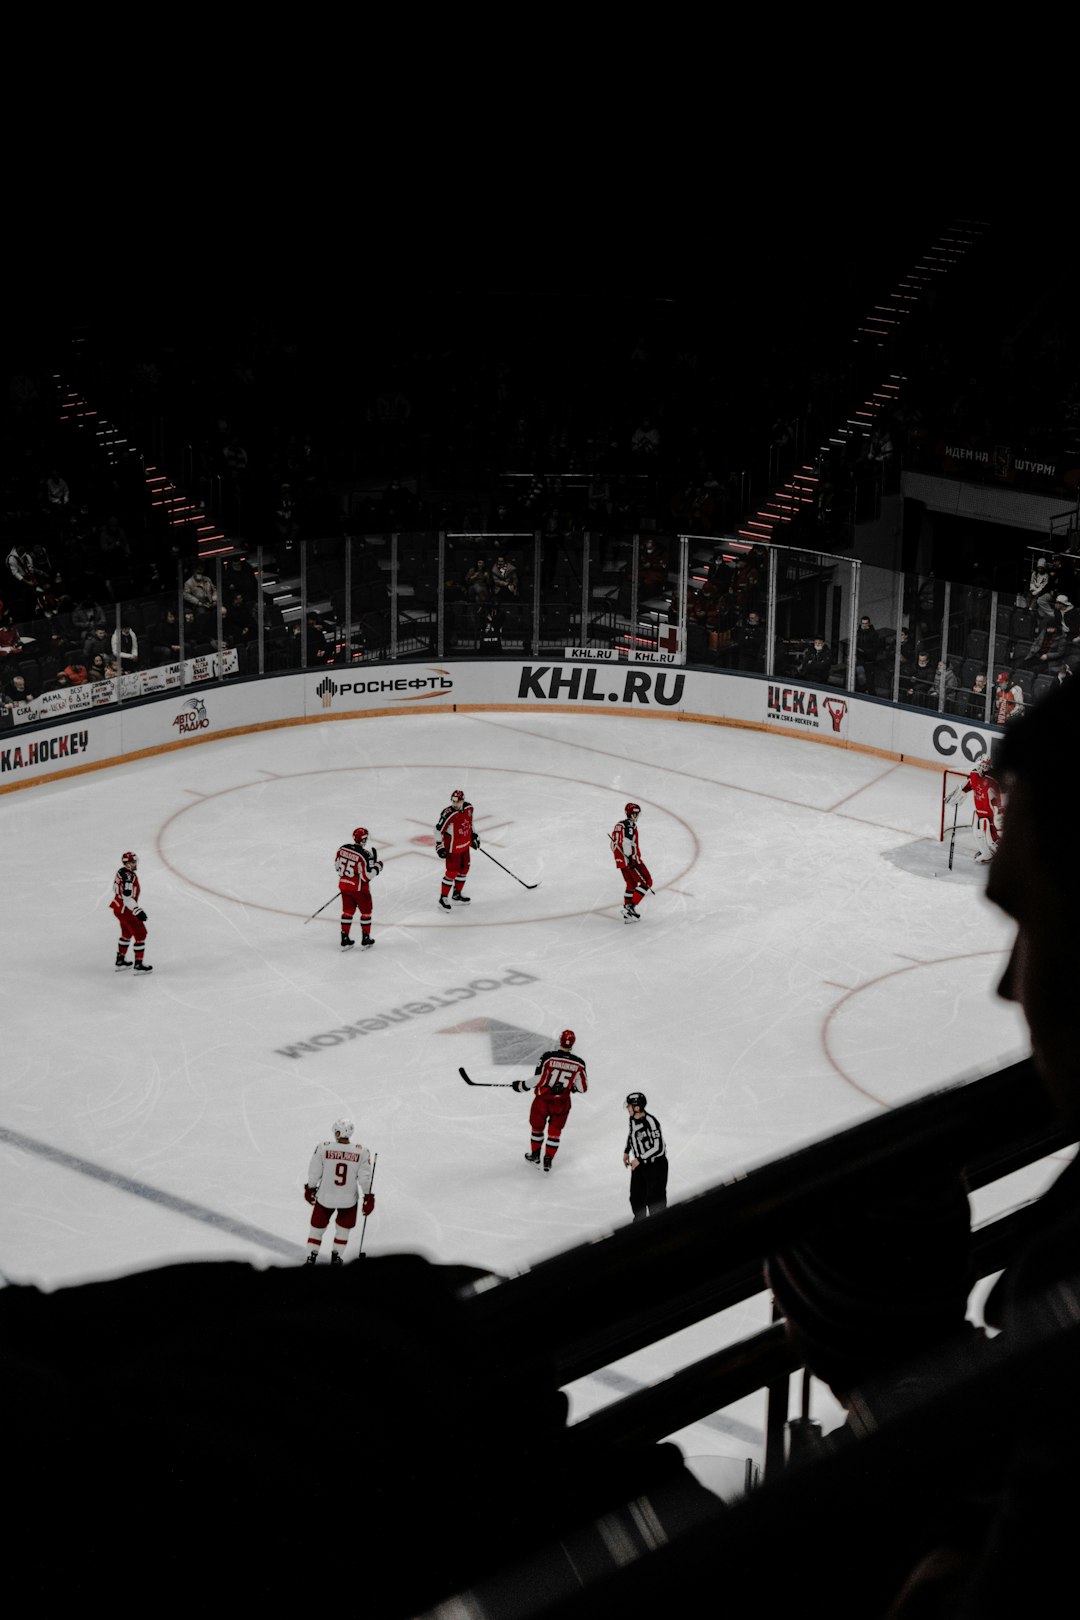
303 1118 375 1264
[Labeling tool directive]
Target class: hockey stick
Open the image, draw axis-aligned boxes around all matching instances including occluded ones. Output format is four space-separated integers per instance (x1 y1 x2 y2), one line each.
357 1152 378 1259
304 893 339 924
475 845 539 889
459 1066 520 1088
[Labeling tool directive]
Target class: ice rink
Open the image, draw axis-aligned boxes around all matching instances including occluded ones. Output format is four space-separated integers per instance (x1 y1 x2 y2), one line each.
1 706 1056 1477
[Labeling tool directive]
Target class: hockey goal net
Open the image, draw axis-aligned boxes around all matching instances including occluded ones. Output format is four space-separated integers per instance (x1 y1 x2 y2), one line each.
940 768 975 849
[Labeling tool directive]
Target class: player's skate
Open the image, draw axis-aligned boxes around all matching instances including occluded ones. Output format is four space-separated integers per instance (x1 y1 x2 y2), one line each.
542 1158 553 1172
623 903 640 922
115 955 131 971
304 1250 318 1266
340 935 355 948
439 896 453 911
452 890 470 903
330 1250 344 1265
524 1151 540 1165
133 961 153 973
360 936 374 949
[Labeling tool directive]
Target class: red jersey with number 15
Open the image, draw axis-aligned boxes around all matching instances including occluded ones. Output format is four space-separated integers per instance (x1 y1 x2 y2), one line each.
532 1047 588 1101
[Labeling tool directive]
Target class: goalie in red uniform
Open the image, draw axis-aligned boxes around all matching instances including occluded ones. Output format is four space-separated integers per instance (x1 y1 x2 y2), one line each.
948 756 1003 863
335 828 383 949
435 788 480 911
513 1029 588 1172
110 852 152 972
611 802 651 921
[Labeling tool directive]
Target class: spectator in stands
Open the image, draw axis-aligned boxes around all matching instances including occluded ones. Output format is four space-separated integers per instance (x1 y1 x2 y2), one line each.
490 555 519 598
274 484 302 555
3 667 36 704
881 676 1080 1616
98 515 131 566
183 567 218 618
225 555 260 604
1051 593 1078 647
935 659 960 712
801 635 833 685
958 670 990 722
111 623 140 671
904 649 935 707
1026 556 1051 615
855 615 882 694
638 538 668 595
735 609 767 674
465 557 492 603
0 610 25 660
44 468 71 512
995 671 1024 724
72 595 107 640
87 652 110 682
766 1170 974 1411
83 624 112 665
223 591 257 650
631 417 660 458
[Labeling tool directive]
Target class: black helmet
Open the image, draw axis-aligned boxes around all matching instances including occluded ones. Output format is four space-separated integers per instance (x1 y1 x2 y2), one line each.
626 1092 647 1109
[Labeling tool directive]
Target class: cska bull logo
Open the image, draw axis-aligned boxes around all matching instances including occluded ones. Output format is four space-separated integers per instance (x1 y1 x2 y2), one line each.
173 696 211 734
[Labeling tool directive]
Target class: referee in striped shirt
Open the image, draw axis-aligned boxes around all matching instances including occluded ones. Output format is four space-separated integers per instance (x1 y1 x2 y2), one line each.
623 1093 668 1220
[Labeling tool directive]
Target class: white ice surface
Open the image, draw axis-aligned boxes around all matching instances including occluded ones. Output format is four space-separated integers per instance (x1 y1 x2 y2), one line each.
2 710 1061 1476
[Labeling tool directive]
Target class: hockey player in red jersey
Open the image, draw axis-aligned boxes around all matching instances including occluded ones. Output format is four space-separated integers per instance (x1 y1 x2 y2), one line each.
335 828 383 949
303 1117 375 1264
949 756 1003 863
513 1029 587 1171
611 802 651 921
435 788 480 911
110 852 152 972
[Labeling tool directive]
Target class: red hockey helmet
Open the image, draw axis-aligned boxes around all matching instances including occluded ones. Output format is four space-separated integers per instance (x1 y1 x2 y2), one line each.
353 828 369 844
450 788 465 804
560 1029 576 1049
625 803 641 818
121 852 137 868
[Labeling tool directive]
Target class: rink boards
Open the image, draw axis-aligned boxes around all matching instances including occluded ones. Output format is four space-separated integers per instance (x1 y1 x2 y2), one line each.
0 660 1002 791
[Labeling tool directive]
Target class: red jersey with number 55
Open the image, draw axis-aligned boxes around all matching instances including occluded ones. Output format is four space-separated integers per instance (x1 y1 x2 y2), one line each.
335 841 379 893
435 800 474 854
532 1047 588 1101
306 1138 373 1209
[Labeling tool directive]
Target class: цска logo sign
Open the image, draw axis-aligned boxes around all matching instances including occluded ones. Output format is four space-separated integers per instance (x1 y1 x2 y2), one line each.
316 670 455 708
517 666 685 706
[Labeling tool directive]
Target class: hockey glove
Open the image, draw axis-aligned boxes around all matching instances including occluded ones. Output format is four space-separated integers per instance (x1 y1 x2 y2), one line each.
303 1186 318 1205
471 832 480 849
512 1080 530 1094
133 908 147 921
372 861 384 876
436 844 448 860
361 1193 375 1217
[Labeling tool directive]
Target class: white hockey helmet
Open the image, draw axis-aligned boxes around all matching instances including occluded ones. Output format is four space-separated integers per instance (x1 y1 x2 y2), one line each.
333 1118 354 1140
